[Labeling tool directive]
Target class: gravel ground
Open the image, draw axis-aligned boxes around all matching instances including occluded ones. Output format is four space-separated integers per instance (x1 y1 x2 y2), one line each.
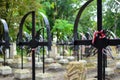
0 70 66 80
0 58 119 80
0 68 120 80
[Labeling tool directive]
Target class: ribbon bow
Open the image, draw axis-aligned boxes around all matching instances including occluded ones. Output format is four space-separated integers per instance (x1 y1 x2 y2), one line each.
92 30 106 44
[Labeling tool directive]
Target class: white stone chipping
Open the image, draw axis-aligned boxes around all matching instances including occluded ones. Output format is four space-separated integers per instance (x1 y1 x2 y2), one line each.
105 67 114 75
0 66 12 75
27 57 41 62
45 58 54 64
55 56 63 60
116 62 120 69
14 69 31 79
86 78 97 80
79 60 87 65
59 59 69 64
36 73 53 80
67 56 75 61
47 63 63 71
6 59 13 64
0 58 4 63
35 62 43 68
116 54 120 60
10 62 27 68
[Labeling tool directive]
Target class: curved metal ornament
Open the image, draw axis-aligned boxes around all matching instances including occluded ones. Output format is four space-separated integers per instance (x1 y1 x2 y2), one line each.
74 0 93 41
39 12 51 51
73 0 93 51
0 19 10 48
18 11 51 50
18 11 35 42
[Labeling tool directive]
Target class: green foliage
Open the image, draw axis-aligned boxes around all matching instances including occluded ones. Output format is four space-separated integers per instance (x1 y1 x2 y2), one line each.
40 0 81 28
0 0 42 41
74 0 97 34
52 19 73 41
0 0 120 41
103 0 120 37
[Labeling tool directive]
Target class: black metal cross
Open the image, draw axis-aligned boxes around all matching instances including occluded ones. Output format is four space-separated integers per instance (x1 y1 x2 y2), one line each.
0 19 10 66
17 11 51 80
74 0 120 80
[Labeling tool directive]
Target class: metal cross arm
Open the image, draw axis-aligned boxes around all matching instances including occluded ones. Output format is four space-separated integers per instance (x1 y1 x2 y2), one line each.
0 42 10 47
56 42 73 45
74 40 91 45
0 41 5 45
108 39 120 45
17 41 48 48
74 39 120 46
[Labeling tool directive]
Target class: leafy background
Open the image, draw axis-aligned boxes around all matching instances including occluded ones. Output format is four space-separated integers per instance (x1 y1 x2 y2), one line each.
0 0 120 41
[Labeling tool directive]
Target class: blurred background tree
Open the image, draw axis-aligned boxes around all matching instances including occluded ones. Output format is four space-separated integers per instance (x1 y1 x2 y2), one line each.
0 0 120 41
0 0 41 41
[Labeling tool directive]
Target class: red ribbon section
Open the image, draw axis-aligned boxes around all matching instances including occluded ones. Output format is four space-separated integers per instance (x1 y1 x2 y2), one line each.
92 30 106 44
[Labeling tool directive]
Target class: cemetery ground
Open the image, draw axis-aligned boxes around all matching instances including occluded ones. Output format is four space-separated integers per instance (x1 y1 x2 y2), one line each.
0 47 120 80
